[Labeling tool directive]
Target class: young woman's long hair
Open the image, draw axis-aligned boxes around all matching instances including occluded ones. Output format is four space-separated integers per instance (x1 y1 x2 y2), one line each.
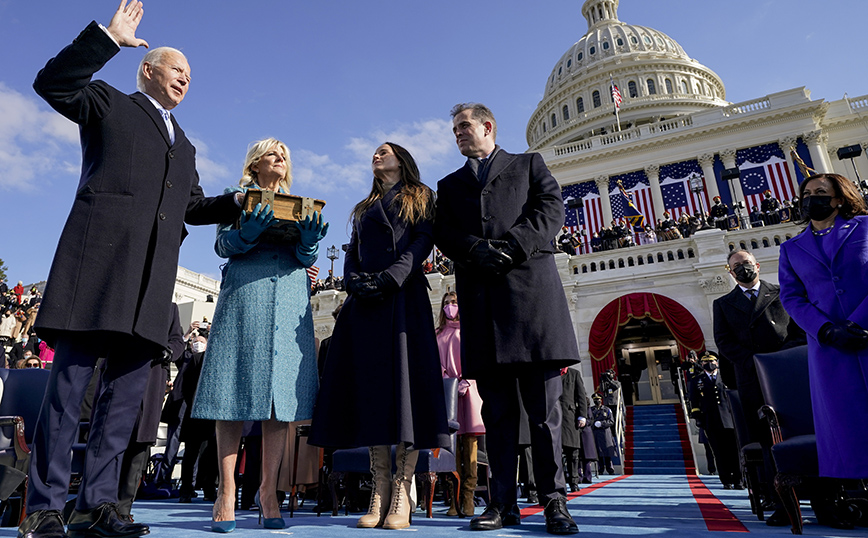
351 142 433 225
435 291 458 334
794 173 867 225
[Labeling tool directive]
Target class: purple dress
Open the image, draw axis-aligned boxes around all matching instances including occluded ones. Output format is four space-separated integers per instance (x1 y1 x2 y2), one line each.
778 215 868 479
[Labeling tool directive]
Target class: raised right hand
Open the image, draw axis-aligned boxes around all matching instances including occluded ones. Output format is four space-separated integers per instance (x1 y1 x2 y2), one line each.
239 203 276 243
106 0 149 48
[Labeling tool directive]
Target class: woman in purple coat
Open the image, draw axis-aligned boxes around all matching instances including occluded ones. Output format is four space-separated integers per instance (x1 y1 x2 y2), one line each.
778 173 868 479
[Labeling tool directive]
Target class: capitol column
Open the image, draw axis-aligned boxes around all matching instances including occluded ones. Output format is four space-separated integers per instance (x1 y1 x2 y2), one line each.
595 175 614 225
644 164 666 218
778 136 801 193
720 148 745 205
804 130 833 173
697 153 721 201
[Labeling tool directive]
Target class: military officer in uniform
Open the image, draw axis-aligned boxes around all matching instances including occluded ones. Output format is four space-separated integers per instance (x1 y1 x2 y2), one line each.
760 189 781 225
589 394 615 474
710 196 729 230
689 353 742 489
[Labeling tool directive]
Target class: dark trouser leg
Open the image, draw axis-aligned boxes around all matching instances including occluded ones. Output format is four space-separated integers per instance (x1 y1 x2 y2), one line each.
117 440 150 516
518 368 566 503
75 341 153 510
196 437 218 492
564 447 579 485
179 438 206 494
156 410 185 486
705 426 741 486
476 374 521 506
26 337 104 512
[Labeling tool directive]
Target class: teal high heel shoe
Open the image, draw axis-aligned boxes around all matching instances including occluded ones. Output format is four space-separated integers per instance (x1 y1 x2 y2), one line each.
255 491 286 530
210 520 236 533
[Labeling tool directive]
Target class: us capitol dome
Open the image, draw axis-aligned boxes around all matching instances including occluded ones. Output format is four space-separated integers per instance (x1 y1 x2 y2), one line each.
527 0 729 151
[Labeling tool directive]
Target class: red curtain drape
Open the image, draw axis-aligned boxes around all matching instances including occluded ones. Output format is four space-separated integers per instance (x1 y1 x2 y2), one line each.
587 292 706 388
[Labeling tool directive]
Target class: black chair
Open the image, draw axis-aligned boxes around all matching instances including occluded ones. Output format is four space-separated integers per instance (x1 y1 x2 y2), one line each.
0 368 51 526
726 389 766 521
328 377 460 518
754 346 817 534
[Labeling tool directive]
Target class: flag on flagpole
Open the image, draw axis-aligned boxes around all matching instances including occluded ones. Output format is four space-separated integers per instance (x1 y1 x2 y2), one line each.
611 77 622 109
617 181 646 230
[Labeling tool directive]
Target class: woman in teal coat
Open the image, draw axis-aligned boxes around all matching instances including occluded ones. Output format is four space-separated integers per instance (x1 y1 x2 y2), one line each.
192 138 327 532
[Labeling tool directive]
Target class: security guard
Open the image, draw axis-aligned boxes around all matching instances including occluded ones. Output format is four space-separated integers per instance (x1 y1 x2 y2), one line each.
689 352 742 489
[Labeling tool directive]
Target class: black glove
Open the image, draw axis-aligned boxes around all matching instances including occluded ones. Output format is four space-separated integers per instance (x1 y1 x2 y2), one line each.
368 271 398 295
818 321 868 351
469 240 513 273
347 273 379 300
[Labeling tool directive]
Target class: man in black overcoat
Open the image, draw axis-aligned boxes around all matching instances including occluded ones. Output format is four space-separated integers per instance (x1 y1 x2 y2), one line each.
21 3 241 538
712 248 804 524
434 103 579 535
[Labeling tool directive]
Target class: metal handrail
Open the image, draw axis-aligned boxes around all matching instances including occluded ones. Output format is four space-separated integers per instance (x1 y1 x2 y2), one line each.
675 366 700 473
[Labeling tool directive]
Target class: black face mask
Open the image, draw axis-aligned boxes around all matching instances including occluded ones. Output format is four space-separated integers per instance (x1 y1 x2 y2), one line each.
801 196 837 221
702 361 718 373
732 264 757 284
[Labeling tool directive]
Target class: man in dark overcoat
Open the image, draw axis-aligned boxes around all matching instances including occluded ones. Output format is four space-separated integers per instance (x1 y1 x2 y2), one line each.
559 367 594 489
713 248 804 523
689 353 743 489
21 3 241 538
434 103 579 535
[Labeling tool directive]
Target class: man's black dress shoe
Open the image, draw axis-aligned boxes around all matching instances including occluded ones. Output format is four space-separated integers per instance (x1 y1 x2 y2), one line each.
544 497 579 535
18 510 68 538
733 484 745 490
469 503 521 530
67 503 149 538
723 484 733 490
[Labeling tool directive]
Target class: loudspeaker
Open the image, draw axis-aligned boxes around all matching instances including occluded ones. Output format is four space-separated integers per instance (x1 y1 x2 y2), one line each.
566 198 584 209
721 167 740 181
836 144 863 160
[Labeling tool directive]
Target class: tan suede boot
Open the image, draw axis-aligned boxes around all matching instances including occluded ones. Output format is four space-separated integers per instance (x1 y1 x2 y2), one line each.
357 446 392 528
383 444 418 529
460 435 479 516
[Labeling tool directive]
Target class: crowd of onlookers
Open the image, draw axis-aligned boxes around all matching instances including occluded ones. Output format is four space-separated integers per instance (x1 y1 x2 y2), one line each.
0 279 52 369
557 195 801 256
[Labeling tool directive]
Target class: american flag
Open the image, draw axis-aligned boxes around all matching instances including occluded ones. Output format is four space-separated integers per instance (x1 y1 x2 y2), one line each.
306 266 319 288
562 181 604 252
737 143 797 211
659 159 711 220
611 76 622 109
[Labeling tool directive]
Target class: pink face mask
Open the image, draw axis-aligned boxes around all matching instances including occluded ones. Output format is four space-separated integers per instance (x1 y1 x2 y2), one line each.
443 304 459 319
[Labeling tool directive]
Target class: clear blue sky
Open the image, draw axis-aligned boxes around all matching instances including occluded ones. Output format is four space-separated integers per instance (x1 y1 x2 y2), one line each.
1 0 865 284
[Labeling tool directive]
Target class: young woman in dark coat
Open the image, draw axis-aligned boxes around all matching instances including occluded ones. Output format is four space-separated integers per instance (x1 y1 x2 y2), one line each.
310 142 449 530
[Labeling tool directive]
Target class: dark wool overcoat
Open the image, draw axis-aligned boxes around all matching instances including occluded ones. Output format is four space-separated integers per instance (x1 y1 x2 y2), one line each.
560 368 596 458
309 184 450 450
713 279 805 443
32 22 239 350
434 147 580 379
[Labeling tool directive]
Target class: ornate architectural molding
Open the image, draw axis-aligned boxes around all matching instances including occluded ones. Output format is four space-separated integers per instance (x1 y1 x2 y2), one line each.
644 163 660 175
594 175 610 188
720 148 737 161
698 275 730 295
778 136 798 152
697 153 715 167
804 130 826 145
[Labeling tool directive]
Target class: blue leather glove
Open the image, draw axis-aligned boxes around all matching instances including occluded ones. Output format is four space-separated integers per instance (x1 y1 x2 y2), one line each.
295 212 329 248
239 203 276 243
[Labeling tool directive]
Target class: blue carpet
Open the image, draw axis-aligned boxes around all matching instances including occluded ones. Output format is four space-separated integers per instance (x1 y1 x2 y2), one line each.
1 475 862 537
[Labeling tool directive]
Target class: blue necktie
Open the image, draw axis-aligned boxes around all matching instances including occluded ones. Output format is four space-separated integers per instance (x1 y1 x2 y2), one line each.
160 109 175 145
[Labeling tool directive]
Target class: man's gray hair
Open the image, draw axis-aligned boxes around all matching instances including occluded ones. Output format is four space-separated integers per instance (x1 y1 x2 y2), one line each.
136 47 186 92
450 102 497 140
